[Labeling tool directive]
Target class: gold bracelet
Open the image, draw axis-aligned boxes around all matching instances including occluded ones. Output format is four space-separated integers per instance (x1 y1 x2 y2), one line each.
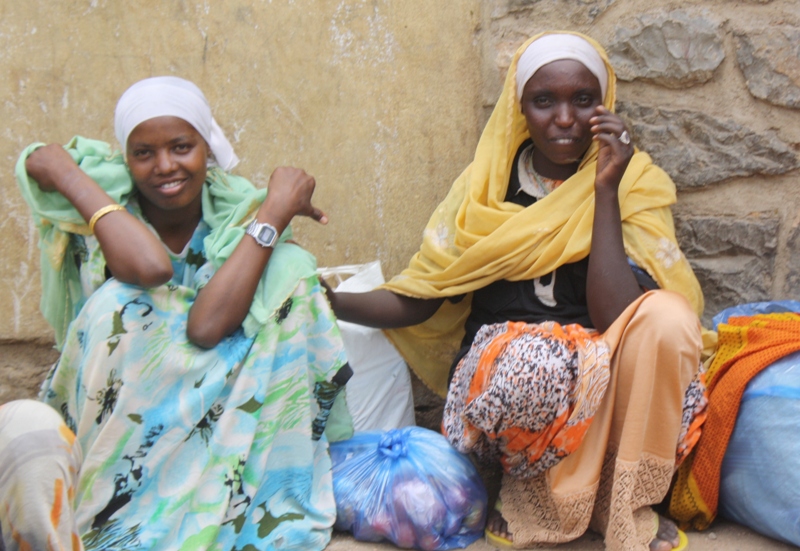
88 204 126 233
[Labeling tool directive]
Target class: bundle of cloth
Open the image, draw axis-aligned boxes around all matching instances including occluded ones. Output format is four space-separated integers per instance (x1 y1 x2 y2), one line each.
671 304 800 547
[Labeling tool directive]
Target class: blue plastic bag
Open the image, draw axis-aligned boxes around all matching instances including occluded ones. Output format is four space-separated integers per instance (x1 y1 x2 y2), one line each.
330 427 487 550
717 301 800 546
711 300 800 331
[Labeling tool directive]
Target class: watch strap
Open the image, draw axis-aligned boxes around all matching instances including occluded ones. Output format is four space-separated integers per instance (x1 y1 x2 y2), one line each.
246 220 279 248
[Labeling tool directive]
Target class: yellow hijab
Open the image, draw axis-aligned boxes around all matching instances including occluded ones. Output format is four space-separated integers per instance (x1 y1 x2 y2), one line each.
383 31 705 396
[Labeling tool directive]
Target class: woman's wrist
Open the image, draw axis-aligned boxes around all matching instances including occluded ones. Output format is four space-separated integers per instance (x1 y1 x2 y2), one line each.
256 196 292 234
57 165 91 196
593 183 620 203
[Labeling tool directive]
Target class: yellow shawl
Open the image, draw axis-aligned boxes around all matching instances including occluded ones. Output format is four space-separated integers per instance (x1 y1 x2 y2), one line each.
383 31 705 397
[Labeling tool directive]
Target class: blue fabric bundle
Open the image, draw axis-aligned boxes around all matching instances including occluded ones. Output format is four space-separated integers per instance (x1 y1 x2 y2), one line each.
716 302 800 546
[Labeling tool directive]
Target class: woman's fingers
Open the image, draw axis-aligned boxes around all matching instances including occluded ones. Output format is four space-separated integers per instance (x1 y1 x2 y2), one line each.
594 131 632 150
591 116 632 155
264 166 329 225
307 207 328 224
591 118 627 137
590 106 629 141
591 121 624 136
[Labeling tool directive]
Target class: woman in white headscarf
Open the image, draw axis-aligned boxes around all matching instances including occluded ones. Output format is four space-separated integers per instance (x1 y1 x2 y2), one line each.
1 77 351 550
327 32 707 550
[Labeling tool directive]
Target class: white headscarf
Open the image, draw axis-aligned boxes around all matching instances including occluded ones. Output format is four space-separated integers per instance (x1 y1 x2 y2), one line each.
114 76 239 171
515 33 609 103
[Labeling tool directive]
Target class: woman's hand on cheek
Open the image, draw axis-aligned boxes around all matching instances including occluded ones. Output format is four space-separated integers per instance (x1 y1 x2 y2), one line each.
25 144 83 193
260 166 328 230
589 106 633 194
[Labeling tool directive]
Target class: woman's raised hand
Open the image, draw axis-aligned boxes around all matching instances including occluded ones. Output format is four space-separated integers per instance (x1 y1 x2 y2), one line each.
25 144 84 193
26 143 174 288
589 105 634 193
586 105 643 331
188 166 327 348
260 167 328 231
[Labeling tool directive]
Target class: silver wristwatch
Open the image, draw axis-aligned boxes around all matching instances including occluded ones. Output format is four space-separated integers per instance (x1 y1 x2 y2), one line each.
246 220 279 248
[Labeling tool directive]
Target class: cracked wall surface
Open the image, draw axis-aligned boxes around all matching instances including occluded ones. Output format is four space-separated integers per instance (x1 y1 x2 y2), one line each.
0 0 483 343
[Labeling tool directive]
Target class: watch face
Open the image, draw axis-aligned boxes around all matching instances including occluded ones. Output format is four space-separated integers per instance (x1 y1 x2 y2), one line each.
257 225 277 245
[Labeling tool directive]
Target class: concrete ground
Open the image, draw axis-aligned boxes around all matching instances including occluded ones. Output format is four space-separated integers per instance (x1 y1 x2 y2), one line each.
327 519 796 550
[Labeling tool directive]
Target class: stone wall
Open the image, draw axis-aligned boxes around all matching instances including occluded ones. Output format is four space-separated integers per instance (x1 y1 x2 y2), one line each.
2 0 800 406
482 0 800 324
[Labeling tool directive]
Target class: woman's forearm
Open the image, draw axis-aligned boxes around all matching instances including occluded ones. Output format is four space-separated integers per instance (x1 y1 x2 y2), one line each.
186 228 276 348
187 166 325 348
327 288 444 329
586 187 643 333
26 145 173 287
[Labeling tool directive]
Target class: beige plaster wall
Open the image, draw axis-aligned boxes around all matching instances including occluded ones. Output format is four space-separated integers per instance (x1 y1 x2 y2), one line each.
0 0 483 342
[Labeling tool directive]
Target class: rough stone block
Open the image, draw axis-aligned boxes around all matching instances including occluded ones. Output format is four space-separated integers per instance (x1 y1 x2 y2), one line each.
736 28 800 109
675 213 779 257
784 216 800 299
608 10 725 88
675 214 779 322
689 256 773 324
491 0 616 25
617 102 799 188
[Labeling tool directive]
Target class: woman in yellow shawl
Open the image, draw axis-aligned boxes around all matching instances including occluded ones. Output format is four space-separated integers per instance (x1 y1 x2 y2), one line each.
327 32 705 551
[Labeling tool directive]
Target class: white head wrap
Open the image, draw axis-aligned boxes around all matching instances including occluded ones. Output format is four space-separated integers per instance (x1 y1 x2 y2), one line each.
516 33 608 104
114 76 239 171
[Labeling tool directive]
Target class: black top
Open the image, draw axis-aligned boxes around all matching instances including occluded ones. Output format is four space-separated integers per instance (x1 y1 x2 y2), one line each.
450 141 657 376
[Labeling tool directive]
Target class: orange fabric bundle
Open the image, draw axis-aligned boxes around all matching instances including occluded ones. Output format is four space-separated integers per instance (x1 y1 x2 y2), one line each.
670 312 800 529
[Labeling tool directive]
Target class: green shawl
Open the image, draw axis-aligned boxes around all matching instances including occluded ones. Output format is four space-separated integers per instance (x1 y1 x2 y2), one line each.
16 136 317 349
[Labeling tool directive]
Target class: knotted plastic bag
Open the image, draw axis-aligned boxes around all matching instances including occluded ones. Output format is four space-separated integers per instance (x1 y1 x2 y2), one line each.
719 350 800 546
330 427 487 550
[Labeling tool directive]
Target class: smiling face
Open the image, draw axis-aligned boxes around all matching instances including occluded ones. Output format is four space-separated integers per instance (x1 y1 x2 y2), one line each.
126 116 210 223
520 59 604 180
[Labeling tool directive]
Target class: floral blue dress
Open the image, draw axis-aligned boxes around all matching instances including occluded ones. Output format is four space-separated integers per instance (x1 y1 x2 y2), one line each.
17 143 352 549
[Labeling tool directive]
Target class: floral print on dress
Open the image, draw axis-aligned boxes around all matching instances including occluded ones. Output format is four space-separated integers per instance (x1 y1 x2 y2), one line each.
35 205 349 550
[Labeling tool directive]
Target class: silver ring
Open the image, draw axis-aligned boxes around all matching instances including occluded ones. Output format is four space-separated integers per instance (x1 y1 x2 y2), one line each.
619 130 631 145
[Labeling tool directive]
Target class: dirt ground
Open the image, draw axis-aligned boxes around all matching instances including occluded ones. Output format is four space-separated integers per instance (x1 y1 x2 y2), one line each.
327 518 796 550
0 342 59 403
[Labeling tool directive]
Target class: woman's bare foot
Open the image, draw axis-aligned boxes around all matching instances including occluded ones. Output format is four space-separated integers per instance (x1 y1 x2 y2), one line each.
650 515 681 551
486 505 513 542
